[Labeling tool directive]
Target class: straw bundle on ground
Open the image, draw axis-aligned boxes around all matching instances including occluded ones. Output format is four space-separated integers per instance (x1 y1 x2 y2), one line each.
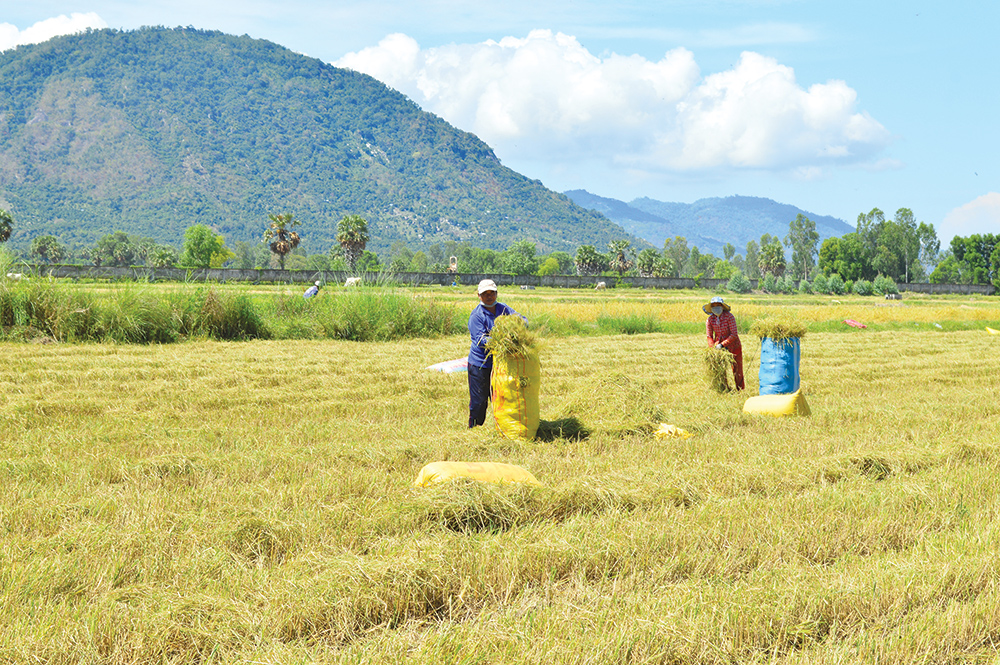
552 373 664 436
704 346 736 393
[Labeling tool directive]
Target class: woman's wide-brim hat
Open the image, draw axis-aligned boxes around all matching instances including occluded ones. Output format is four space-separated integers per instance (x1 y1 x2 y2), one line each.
702 296 731 315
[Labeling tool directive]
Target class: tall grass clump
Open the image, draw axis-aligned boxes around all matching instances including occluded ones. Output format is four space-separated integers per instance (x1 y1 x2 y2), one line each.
324 287 462 341
195 289 269 340
595 311 662 335
98 285 179 343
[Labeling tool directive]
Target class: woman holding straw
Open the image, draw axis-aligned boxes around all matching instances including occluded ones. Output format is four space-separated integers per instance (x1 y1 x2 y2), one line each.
704 296 744 391
467 279 526 428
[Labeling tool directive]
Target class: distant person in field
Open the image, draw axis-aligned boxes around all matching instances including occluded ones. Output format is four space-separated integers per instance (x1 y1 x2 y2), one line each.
303 280 321 299
704 295 744 391
467 279 525 428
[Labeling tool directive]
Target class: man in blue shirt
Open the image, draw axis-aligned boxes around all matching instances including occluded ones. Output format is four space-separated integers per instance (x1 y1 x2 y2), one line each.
303 281 321 299
467 279 525 428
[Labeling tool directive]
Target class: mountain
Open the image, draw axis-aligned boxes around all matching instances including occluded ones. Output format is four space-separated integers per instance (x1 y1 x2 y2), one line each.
565 190 855 257
0 27 638 257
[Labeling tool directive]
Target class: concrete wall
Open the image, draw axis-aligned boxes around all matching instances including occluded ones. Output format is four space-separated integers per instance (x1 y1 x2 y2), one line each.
13 264 996 296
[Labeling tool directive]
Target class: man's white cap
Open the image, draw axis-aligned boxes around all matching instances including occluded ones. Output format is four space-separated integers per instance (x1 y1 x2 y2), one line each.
314 280 321 286
478 279 498 294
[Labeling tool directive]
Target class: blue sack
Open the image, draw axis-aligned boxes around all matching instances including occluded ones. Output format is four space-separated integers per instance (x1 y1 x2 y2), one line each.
758 337 800 395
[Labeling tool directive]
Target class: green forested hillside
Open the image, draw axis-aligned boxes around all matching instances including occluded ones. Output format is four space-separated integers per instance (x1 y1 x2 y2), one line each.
0 27 632 256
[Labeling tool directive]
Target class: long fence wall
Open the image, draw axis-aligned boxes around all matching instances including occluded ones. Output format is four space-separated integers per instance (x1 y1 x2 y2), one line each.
8 264 996 296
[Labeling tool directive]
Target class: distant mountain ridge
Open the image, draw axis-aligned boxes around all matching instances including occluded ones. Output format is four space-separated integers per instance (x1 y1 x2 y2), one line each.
565 190 854 256
0 27 639 256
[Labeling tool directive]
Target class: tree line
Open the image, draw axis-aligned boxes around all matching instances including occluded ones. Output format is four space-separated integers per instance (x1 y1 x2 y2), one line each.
3 205 998 290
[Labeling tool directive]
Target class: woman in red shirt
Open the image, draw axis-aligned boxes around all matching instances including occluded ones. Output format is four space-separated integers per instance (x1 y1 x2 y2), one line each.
704 296 744 391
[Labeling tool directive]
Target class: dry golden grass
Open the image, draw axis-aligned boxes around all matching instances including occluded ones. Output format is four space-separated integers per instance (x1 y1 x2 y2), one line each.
2 291 1000 663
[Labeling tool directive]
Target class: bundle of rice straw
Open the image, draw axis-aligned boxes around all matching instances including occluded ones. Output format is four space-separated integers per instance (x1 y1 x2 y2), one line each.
553 373 664 436
703 346 736 393
485 315 539 359
748 318 808 341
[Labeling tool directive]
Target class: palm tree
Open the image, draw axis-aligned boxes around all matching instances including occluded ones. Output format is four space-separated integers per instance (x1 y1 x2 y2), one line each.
263 213 300 270
607 240 634 277
336 214 369 271
0 208 13 243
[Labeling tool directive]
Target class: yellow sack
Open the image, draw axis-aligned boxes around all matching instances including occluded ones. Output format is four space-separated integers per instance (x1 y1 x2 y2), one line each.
413 461 542 487
654 423 694 439
987 327 999 335
491 351 541 440
743 390 811 417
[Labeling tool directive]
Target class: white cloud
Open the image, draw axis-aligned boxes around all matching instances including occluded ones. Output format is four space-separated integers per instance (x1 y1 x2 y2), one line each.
939 193 1000 244
335 31 890 177
0 13 107 52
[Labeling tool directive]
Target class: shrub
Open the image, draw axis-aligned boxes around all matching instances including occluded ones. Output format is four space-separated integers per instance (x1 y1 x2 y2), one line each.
873 274 898 295
798 279 812 294
727 272 752 294
853 279 874 296
828 274 846 295
812 273 828 294
761 273 777 293
844 280 854 294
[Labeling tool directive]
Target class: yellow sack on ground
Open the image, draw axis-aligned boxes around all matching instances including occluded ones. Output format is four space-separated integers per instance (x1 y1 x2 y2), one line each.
413 461 542 487
743 390 811 417
654 423 693 439
491 351 541 440
987 327 999 335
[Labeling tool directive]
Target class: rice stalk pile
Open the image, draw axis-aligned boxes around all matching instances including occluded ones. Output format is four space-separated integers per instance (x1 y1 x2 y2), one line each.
749 317 808 340
552 373 664 436
704 346 736 393
485 314 539 359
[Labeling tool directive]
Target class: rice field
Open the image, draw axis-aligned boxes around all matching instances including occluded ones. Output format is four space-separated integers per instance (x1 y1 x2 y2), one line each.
2 286 1000 663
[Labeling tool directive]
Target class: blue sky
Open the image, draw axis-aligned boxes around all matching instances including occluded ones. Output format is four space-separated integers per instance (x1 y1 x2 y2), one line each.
2 0 998 245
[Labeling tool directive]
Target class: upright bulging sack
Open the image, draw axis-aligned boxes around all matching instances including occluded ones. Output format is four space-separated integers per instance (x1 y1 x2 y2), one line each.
758 337 801 395
491 350 541 439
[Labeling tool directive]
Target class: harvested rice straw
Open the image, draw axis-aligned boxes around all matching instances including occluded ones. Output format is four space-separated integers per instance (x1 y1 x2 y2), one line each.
704 346 736 393
485 314 539 359
749 318 808 341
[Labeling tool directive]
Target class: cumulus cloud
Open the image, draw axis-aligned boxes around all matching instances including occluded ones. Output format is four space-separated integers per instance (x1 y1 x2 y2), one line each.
335 30 890 176
939 193 1000 243
0 13 107 52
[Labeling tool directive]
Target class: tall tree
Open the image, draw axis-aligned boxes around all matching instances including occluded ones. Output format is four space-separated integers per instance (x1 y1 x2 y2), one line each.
784 213 819 280
607 240 634 277
500 240 538 275
0 208 12 243
31 235 65 263
180 224 227 268
758 241 786 277
662 236 689 278
263 213 301 270
723 243 736 262
744 240 760 279
918 222 940 276
574 245 609 276
818 233 867 281
336 214 368 272
90 231 137 267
